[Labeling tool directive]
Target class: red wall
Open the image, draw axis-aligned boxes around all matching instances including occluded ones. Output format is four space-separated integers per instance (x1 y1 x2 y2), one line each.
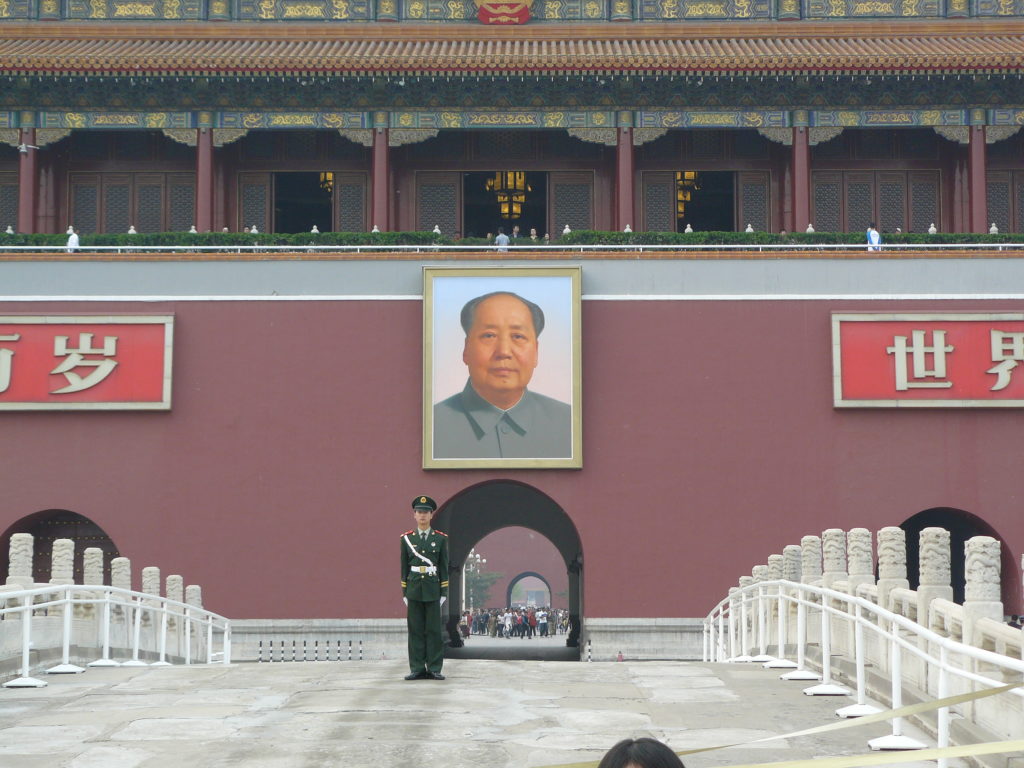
1 298 1021 619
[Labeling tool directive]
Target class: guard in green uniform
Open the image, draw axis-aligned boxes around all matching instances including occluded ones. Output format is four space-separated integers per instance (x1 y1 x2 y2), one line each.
401 495 449 680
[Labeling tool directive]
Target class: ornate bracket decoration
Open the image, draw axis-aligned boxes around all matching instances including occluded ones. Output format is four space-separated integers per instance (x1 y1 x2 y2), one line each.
213 129 248 147
808 127 843 146
757 127 792 146
388 129 439 147
338 128 374 147
473 0 534 23
985 125 1021 144
163 129 197 147
632 128 668 146
34 128 71 147
0 129 19 148
567 128 618 146
933 126 969 144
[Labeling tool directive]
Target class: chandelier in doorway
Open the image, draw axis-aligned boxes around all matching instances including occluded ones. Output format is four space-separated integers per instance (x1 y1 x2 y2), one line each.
319 172 334 194
675 171 700 218
485 171 531 219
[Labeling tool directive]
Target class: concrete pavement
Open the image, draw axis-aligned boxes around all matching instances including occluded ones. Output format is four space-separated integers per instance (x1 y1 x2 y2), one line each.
0 640 959 768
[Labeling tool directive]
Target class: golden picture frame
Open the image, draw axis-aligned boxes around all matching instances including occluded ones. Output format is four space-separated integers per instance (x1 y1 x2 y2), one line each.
423 266 582 469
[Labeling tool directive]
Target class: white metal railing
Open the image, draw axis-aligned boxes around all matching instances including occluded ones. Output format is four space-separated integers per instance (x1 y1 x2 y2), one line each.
703 580 1024 766
1 583 231 688
0 242 1023 256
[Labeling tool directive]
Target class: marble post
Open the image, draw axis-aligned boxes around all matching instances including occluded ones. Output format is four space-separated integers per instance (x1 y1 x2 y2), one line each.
846 528 875 595
82 548 104 586
166 575 184 605
917 527 954 626
110 557 132 633
48 538 74 617
49 539 74 584
80 547 104 619
111 557 131 592
6 532 34 588
963 536 1003 646
876 527 909 611
801 536 823 585
783 545 802 582
821 529 848 590
166 575 184 635
141 566 160 625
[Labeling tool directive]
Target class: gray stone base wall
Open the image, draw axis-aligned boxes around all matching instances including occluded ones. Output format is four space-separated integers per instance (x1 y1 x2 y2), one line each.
230 619 408 662
229 617 705 663
581 618 705 661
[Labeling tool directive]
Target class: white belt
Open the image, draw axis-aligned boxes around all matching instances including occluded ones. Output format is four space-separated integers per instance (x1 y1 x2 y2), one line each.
409 566 437 575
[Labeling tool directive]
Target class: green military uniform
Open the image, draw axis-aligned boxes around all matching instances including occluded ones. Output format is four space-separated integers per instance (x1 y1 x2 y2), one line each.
402 496 449 679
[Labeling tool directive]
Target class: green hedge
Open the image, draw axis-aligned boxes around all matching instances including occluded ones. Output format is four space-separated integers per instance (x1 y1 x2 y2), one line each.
558 230 1024 246
1 229 1020 249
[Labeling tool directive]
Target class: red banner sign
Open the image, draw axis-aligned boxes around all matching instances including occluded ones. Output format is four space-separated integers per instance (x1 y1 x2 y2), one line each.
0 316 173 410
833 313 1024 407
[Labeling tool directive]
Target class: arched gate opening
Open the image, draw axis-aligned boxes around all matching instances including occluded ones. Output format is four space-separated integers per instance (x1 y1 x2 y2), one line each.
432 480 583 658
1 509 119 585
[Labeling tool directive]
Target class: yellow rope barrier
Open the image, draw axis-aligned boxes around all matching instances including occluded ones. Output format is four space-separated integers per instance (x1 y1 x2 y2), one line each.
543 681 1023 768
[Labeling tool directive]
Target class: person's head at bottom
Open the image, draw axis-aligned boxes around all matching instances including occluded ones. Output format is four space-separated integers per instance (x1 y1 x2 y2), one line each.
597 738 685 768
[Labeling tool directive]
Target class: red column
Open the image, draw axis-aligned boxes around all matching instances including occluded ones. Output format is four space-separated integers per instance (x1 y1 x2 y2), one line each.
615 127 634 231
967 125 987 234
791 127 810 234
196 128 214 233
16 128 37 234
372 128 390 231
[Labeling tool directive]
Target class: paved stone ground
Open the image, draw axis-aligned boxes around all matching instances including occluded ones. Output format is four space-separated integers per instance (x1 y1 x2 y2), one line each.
0 646 956 768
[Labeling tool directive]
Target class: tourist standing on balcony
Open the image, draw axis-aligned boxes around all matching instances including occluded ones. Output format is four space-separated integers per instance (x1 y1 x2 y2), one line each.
867 223 882 251
495 227 510 253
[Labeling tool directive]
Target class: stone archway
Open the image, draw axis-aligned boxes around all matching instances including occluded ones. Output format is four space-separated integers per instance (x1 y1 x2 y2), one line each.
432 480 583 653
900 507 1021 613
506 570 553 608
0 509 120 585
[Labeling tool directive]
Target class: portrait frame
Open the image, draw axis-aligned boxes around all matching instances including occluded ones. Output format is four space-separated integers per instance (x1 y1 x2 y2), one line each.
423 266 582 469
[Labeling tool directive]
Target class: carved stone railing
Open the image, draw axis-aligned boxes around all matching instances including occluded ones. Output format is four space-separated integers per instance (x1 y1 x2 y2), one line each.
1 533 229 687
705 526 1024 766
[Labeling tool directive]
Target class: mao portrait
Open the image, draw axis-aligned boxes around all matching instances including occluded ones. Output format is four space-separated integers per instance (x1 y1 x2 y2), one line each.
423 267 582 469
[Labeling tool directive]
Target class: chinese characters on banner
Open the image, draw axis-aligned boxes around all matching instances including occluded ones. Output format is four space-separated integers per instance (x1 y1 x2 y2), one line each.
833 313 1024 407
0 316 173 410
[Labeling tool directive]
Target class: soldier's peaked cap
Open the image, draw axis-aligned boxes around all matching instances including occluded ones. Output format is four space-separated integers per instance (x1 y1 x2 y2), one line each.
412 496 437 512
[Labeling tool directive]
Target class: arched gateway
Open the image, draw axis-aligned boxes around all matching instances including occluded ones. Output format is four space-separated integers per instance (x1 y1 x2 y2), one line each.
432 480 583 652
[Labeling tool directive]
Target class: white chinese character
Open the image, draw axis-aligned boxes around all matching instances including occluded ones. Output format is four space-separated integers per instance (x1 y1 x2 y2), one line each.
0 334 20 394
886 330 954 390
50 333 119 394
987 329 1024 391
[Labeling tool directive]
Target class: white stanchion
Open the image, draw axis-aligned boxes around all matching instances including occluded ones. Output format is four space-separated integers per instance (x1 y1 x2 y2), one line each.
766 584 797 669
88 590 120 668
836 605 882 717
3 593 47 688
151 601 171 667
781 593 820 681
867 618 926 750
804 593 850 695
47 586 85 674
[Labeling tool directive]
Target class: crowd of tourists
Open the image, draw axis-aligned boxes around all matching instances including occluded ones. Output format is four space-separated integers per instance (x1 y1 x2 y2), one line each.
458 607 569 639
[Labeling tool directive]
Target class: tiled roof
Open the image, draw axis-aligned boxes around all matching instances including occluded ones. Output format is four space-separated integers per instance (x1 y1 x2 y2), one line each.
1 22 1023 77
